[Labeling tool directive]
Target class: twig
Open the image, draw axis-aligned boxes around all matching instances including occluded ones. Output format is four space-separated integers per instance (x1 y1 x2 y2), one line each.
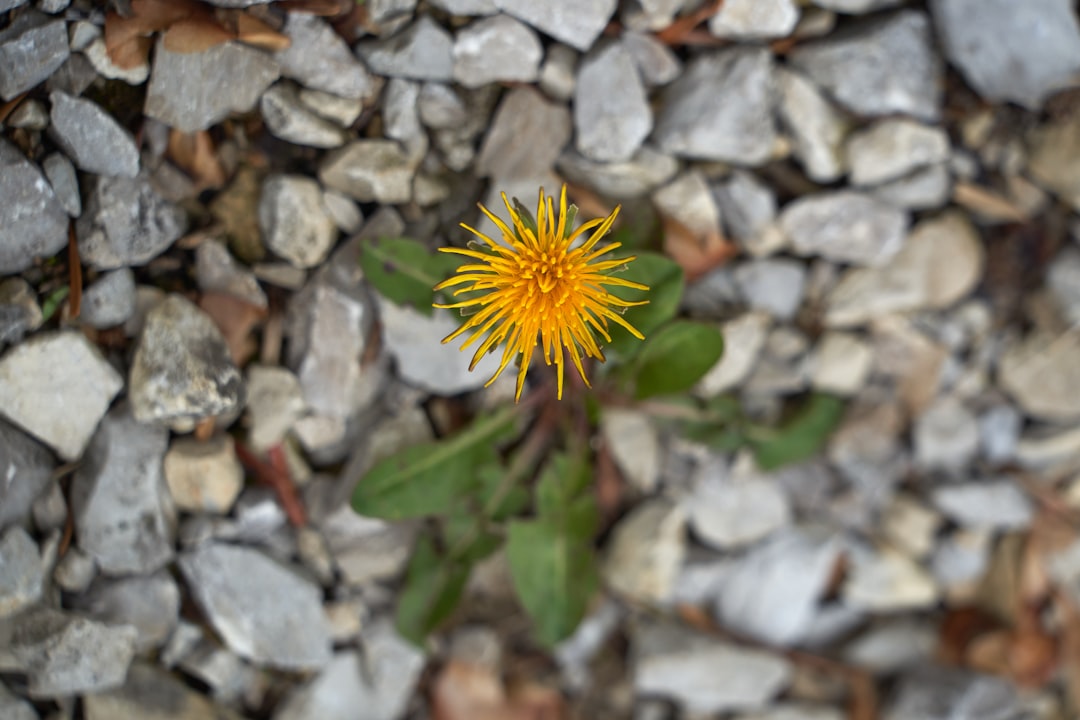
67 222 82 320
235 441 307 526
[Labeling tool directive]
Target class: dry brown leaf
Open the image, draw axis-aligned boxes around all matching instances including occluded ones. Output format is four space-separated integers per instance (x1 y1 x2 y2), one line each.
130 0 204 31
199 291 266 366
277 0 351 16
1057 592 1080 712
432 661 564 720
235 12 291 51
162 17 236 54
167 129 227 191
661 214 737 282
104 14 155 70
953 182 1030 223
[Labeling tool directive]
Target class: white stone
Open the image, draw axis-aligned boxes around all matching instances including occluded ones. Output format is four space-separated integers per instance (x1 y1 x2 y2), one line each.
574 40 653 162
930 481 1034 531
882 494 941 560
842 545 937 612
776 67 848 183
999 329 1080 422
708 0 800 39
260 174 339 269
603 498 685 605
686 474 791 550
601 409 661 493
914 396 979 471
846 118 950 186
809 332 872 395
696 312 771 396
651 170 722 239
452 14 542 88
781 191 908 267
245 365 306 451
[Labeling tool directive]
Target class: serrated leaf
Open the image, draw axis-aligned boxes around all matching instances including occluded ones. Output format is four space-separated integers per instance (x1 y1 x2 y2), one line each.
351 407 518 520
396 532 471 645
632 321 724 399
605 252 684 359
751 393 846 471
359 236 461 315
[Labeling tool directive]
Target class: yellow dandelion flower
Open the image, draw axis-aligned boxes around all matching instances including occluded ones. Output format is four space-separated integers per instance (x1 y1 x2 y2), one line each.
433 185 649 401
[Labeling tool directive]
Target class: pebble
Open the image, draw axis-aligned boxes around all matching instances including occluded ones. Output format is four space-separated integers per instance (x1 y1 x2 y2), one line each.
80 268 137 329
494 0 616 51
0 279 41 347
602 498 686 605
734 258 806 321
53 546 96 594
558 145 678 199
930 481 1034 531
871 163 952 211
811 0 902 11
846 118 950 187
715 171 782 257
825 212 983 326
452 14 542 88
843 620 938 674
321 190 364 234
7 97 47 129
0 10 69 101
180 542 332 670
538 43 577 101
75 572 180 652
0 419 54 531
431 85 500 170
431 0 497 14
780 191 908 267
0 331 122 461
775 67 848 183
276 13 377 100
298 89 364 128
325 513 417 587
260 175 339 269
737 706 845 720
260 83 349 149
0 682 36 720
623 31 680 87
601 409 661 493
0 139 68 275
76 172 189 270
244 365 305 451
978 404 1021 464
41 152 80 217
931 0 1080 111
358 16 454 81
708 0 800 39
195 239 268 309
0 526 43 618
998 329 1080 422
652 170 723 241
882 494 942 560
82 663 245 720
809 331 873 396
842 544 937 612
164 435 244 514
129 294 243 431
633 619 791 715
788 10 943 121
71 404 174 575
575 40 652 162
1047 247 1080 326
9 607 137 698
1027 111 1080 211
318 140 417 204
715 526 843 646
686 471 792 550
84 36 149 85
696 312 771 395
884 666 1032 720
654 47 776 164
828 400 907 500
476 86 571 180
417 82 468 129
914 396 979 471
48 91 139 178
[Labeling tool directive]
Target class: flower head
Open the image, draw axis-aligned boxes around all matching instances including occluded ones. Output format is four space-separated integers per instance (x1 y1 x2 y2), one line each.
434 185 649 401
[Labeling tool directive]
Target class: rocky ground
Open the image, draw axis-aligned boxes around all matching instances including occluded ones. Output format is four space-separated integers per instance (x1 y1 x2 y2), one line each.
3 0 1080 718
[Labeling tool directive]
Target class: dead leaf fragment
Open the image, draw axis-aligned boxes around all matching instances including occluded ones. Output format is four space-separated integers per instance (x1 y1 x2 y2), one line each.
235 12 291 52
167 129 227 191
661 214 737 282
432 661 564 720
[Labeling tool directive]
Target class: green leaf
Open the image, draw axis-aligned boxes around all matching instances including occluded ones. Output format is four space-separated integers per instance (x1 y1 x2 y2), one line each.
506 518 598 646
351 407 519 520
604 252 684 360
750 394 846 471
40 286 69 323
632 321 724 399
359 236 462 315
395 532 471 645
475 464 530 522
606 202 660 251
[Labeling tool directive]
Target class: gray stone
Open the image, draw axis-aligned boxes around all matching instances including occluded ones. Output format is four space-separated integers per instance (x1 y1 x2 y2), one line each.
41 152 80 217
357 16 453 81
82 662 245 720
633 620 791 714
0 139 68 274
175 638 260 706
164 435 244 514
932 0 1080 110
31 480 65 534
0 332 122 462
0 0 28 12
654 47 776 164
0 681 36 720
709 0 800 39
431 84 500 170
884 666 1034 720
931 481 1033 531
603 498 686 605
558 145 678 199
298 88 364 128
129 295 243 430
453 14 542 88
1048 247 1080 325
844 620 938 674
145 39 280 132
696 312 771 395
48 92 139 178
76 173 188 270
418 82 468 129
780 191 909 266
999 329 1080 422
179 542 332 670
0 419 53 531
244 365 305 451
686 470 791 550
494 0 616 51
322 190 364 234
6 97 47 129
622 31 680 86
431 0 496 14
0 10 69 101
9 607 137 698
734 259 806 321
1027 111 1080 211
601 409 661 493
847 118 950 187
715 171 781 256
652 171 722 240
363 0 419 25
789 10 943 121
318 140 417 203
477 86 572 180
53 547 96 594
871 163 952 211
0 279 41 347
538 43 577 101
776 67 848 183
811 0 902 11
842 543 937 612
260 175 339 269
194 240 267 309
276 13 377 100
914 396 979 471
979 404 1021 464
382 78 423 148
575 40 652 162
71 404 173 575
716 526 843 645
74 572 180 652
260 83 348 149
0 526 43 618
81 268 137 329
325 512 417 587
